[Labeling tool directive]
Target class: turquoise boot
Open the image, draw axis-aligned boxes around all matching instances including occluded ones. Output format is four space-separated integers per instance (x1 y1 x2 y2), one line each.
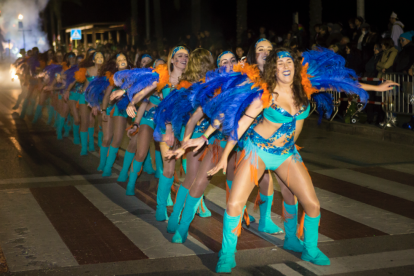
117 150 135 182
73 124 80 145
102 146 118 177
167 186 189 233
301 214 330 265
80 131 88 156
227 180 255 223
154 150 163 179
167 192 174 206
125 160 143 195
182 158 187 174
216 211 239 273
172 194 201 243
88 127 95 151
196 195 212 218
56 116 65 140
97 146 109 171
32 105 43 124
143 150 156 174
98 129 103 148
258 193 284 234
63 115 71 137
47 105 54 125
155 174 174 221
283 202 304 252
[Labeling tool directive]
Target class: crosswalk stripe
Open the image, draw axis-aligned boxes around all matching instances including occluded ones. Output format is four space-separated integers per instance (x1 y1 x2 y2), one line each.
315 168 414 202
295 249 414 275
310 171 414 220
381 164 414 175
76 183 213 258
0 174 119 185
269 263 305 276
0 189 78 272
315 187 414 235
352 166 414 187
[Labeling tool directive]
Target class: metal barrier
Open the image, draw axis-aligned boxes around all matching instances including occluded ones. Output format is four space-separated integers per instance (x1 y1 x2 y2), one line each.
309 89 341 121
381 73 414 129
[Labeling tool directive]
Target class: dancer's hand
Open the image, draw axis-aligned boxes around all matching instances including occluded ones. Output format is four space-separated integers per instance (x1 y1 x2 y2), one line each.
109 89 126 101
182 137 206 152
207 157 227 176
127 125 138 138
376 80 399 91
102 112 108 122
91 107 99 116
166 148 185 159
126 103 137 118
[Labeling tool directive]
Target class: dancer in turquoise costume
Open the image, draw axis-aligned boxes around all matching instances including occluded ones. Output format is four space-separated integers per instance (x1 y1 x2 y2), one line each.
203 48 398 273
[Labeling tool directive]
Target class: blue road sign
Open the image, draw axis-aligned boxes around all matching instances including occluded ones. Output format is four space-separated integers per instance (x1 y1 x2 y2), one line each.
70 29 82 40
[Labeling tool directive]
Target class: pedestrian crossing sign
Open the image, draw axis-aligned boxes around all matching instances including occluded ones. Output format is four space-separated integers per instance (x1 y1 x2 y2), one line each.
70 29 82 40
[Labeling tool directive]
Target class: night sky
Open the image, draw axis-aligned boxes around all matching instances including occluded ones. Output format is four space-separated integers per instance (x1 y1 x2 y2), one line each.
60 0 411 45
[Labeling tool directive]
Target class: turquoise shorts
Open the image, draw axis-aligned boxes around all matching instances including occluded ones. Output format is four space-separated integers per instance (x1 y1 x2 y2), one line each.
140 108 156 130
58 94 63 100
140 117 155 130
107 104 128 118
78 93 86 105
69 92 80 101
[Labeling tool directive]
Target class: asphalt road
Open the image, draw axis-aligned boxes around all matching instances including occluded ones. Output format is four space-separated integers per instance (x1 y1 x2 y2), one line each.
1 79 414 276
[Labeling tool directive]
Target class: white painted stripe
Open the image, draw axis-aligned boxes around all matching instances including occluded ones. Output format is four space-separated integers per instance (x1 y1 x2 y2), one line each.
0 189 78 272
382 164 414 175
204 183 333 246
314 169 414 202
297 249 414 275
300 152 359 170
76 183 213 258
0 174 119 185
269 263 304 276
316 187 414 235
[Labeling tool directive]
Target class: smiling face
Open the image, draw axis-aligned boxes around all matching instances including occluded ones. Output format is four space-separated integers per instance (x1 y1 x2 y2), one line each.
116 54 128 70
140 57 152 68
219 53 237 72
255 40 273 68
172 49 189 70
275 56 295 84
154 59 166 68
94 53 104 65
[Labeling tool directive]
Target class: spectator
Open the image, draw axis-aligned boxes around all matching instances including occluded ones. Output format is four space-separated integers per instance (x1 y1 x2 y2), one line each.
345 43 363 75
389 12 404 49
312 24 322 45
338 36 350 56
259 26 266 39
347 18 356 41
365 43 382 77
316 25 329 47
376 37 398 78
392 31 414 73
326 24 343 47
203 30 212 49
357 23 369 51
268 29 282 45
235 46 244 61
353 16 364 41
329 44 339 53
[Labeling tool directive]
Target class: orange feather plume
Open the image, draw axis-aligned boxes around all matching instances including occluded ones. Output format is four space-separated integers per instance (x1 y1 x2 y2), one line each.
61 62 69 72
39 60 46 69
153 64 170 92
177 80 192 90
105 71 115 86
301 62 318 99
74 68 87 83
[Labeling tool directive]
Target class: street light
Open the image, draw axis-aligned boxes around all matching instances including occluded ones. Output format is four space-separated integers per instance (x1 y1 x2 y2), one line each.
18 14 23 20
18 14 26 50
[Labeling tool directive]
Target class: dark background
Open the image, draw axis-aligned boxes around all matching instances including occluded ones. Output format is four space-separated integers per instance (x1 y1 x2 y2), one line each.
60 0 411 45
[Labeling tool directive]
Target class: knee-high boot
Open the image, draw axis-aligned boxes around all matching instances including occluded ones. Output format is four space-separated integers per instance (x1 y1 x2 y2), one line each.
155 174 174 221
154 150 163 179
196 195 212 218
102 146 118 177
182 158 187 174
56 115 65 140
98 128 103 148
171 194 201 243
88 127 95 152
283 202 304 252
143 150 156 174
258 193 284 234
215 211 240 273
63 115 72 137
97 146 109 171
125 160 143 195
117 150 135 182
32 105 43 124
80 131 88 156
301 214 330 265
73 124 80 145
167 186 189 233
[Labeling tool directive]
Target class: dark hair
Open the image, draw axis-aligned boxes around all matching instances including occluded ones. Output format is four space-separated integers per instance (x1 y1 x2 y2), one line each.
79 52 103 68
136 54 152 68
98 52 135 77
246 42 257 65
319 25 328 32
381 37 394 49
263 47 308 108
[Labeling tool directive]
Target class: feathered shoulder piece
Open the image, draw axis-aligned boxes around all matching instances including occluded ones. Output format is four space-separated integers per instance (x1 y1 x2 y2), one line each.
75 68 87 83
61 62 69 72
47 60 55 66
105 71 115 86
44 64 63 84
233 63 261 84
84 76 109 108
63 65 79 89
177 80 192 90
153 64 170 91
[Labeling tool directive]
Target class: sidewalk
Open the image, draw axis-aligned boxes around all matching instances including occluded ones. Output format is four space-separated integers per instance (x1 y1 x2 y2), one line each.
306 114 414 146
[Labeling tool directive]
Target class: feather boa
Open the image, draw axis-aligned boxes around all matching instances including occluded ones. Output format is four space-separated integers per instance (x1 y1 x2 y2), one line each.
63 65 79 90
74 68 87 83
84 76 109 107
312 93 334 124
154 64 170 91
61 62 69 72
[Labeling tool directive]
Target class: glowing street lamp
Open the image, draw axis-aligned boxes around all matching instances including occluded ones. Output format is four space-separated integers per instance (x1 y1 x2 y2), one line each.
17 14 27 50
18 14 23 20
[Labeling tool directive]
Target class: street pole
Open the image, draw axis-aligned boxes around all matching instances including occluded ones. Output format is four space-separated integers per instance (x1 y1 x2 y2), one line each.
357 0 365 19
